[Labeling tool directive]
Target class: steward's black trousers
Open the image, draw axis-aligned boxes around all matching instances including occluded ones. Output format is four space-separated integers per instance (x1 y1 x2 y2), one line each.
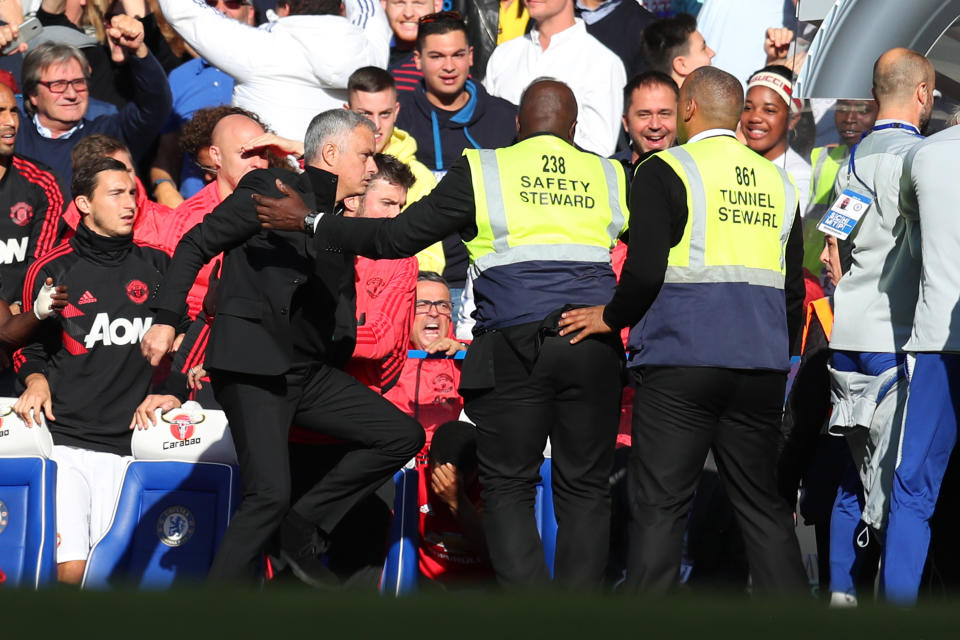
464 331 623 589
207 363 424 583
626 366 807 593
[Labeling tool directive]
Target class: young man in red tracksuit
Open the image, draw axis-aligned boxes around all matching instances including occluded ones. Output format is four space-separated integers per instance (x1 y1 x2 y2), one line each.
384 271 465 457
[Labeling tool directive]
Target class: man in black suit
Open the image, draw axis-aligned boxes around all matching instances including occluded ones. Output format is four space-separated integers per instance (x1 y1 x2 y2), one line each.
140 109 425 586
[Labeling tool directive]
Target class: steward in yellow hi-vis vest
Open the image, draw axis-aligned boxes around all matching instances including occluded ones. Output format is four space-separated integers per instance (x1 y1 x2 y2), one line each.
462 134 627 330
306 80 632 589
628 132 798 371
556 67 808 593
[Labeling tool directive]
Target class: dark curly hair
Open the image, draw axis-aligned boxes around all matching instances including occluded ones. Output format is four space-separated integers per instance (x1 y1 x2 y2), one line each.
179 106 288 169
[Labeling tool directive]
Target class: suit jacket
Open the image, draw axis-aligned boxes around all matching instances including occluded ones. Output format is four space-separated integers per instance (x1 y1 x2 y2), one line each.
153 167 357 376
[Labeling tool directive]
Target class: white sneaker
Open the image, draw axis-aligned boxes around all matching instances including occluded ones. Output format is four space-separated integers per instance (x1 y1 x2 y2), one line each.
829 591 858 608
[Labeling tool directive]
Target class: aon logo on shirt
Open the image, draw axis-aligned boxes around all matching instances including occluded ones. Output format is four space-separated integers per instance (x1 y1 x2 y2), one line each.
84 313 153 348
0 237 28 264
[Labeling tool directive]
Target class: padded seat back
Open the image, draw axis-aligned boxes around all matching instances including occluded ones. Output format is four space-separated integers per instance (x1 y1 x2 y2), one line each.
0 400 53 458
131 403 237 465
0 457 57 588
0 400 57 588
82 460 240 589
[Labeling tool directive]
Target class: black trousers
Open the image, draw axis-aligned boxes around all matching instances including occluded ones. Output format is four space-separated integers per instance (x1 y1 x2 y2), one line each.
464 333 622 588
627 366 807 593
207 364 424 583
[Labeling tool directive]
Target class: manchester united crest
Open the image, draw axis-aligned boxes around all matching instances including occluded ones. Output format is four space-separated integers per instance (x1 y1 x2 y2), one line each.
9 201 34 226
126 280 149 304
366 277 386 299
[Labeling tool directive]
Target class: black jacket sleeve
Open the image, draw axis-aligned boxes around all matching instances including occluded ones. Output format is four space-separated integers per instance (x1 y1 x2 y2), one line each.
603 156 688 331
114 51 173 161
152 173 270 325
784 206 805 355
316 157 479 258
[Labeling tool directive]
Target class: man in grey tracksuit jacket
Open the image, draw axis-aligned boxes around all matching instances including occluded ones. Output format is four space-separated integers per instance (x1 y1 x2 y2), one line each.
825 48 932 606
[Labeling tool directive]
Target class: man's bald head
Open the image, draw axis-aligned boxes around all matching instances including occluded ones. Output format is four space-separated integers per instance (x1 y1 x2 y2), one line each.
209 114 269 194
873 48 934 105
517 78 578 142
677 66 743 141
211 114 264 150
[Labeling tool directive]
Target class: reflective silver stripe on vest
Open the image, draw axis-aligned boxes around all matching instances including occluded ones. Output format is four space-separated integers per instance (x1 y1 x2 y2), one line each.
663 145 795 283
663 264 785 288
772 163 798 270
664 146 708 268
473 243 612 273
600 158 626 241
477 149 510 252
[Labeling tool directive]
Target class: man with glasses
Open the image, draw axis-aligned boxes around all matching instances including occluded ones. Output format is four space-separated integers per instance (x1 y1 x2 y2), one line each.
15 25 172 196
384 271 466 450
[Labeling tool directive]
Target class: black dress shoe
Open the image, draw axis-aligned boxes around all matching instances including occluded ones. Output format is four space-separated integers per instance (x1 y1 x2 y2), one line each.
279 510 339 588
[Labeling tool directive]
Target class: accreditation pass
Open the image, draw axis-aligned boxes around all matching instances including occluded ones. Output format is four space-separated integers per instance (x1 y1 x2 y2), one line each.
817 188 873 240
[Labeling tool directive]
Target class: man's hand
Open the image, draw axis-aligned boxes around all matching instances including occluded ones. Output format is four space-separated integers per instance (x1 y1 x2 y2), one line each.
557 305 612 345
423 337 466 356
141 324 176 366
253 179 311 232
431 462 462 513
14 373 53 427
764 27 794 64
33 277 66 320
187 364 207 390
0 22 27 56
106 13 147 62
241 133 304 159
130 394 181 430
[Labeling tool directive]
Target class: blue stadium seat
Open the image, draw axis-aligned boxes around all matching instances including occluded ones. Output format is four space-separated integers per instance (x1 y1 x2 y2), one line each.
380 458 558 594
82 460 240 589
534 458 557 577
83 403 241 589
0 402 57 589
380 467 420 596
0 457 57 588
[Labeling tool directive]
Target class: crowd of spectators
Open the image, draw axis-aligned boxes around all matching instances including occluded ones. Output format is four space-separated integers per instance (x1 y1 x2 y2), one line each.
1 0 958 601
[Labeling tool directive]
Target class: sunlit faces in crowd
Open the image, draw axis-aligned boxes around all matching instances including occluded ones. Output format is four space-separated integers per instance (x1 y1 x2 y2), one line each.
834 100 878 148
622 72 679 161
411 277 453 349
741 67 801 161
383 0 443 45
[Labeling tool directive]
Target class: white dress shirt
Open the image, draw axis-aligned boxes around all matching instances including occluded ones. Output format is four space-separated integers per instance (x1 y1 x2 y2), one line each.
484 19 626 157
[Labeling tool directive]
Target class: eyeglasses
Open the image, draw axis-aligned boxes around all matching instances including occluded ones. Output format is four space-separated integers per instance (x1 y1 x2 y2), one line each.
37 78 88 94
415 299 453 315
418 10 462 25
193 159 218 175
205 0 250 9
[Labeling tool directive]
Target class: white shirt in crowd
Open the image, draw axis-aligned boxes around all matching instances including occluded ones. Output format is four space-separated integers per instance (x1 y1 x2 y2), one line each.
697 0 790 88
770 146 812 219
157 0 391 142
484 19 626 157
